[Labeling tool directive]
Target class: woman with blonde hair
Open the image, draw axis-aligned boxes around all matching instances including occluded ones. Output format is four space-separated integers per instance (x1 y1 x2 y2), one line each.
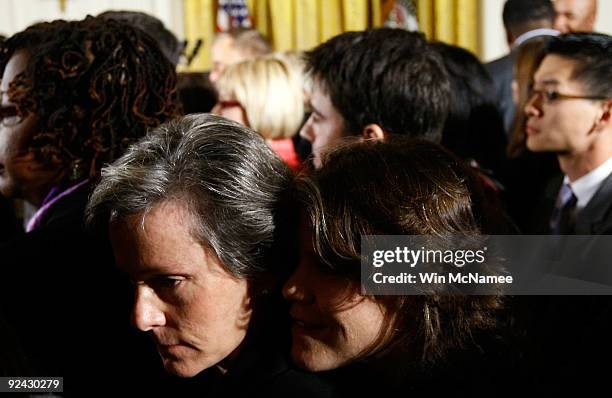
214 54 304 171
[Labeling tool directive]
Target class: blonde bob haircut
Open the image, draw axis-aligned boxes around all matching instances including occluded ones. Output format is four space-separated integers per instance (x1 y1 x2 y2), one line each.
216 55 304 140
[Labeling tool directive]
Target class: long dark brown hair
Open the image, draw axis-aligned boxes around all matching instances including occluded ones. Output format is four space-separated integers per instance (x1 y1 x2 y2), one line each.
295 138 503 366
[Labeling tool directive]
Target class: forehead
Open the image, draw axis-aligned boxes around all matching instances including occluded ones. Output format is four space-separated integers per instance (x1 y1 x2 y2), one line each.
310 80 335 111
212 35 233 50
554 0 590 15
534 54 581 86
554 0 577 12
212 36 241 60
109 201 201 274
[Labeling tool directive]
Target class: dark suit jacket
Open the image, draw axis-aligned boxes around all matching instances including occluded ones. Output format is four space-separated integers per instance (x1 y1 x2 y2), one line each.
574 171 612 234
531 169 612 235
485 51 516 136
515 169 612 393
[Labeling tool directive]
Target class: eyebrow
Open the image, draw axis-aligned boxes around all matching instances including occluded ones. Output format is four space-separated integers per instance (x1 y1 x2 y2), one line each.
118 261 190 281
310 103 324 117
534 79 560 87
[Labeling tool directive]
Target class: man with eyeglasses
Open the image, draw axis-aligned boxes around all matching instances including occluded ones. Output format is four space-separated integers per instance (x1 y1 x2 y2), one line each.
525 32 612 235
520 33 612 393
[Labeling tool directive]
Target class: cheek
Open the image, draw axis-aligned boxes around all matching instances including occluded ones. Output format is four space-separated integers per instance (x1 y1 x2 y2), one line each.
319 122 346 149
291 301 386 371
0 119 44 172
555 107 595 138
319 287 385 353
0 128 21 161
317 124 335 143
333 301 386 354
185 280 251 341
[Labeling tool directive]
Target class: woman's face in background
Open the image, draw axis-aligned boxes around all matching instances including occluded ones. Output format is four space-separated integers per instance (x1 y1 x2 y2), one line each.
0 51 63 205
211 98 248 127
282 223 387 371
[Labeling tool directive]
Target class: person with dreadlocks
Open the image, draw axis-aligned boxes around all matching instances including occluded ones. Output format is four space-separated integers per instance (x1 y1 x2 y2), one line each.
0 16 180 395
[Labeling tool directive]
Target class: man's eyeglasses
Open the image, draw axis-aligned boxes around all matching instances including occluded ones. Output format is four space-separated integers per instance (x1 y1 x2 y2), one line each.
529 88 609 104
0 105 23 127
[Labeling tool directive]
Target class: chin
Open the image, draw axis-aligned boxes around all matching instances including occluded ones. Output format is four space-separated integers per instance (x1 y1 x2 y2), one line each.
290 344 343 372
525 140 542 153
162 358 208 378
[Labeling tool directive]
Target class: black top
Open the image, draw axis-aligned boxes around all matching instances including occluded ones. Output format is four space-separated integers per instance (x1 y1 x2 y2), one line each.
0 181 335 397
0 181 175 395
194 339 335 398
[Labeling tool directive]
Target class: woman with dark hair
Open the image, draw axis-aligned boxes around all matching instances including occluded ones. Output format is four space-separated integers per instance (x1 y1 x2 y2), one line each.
433 42 509 185
0 16 180 394
283 139 520 395
0 17 178 208
505 36 562 233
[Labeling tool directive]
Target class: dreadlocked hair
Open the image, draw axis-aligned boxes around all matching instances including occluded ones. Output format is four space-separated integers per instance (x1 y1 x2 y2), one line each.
0 16 180 181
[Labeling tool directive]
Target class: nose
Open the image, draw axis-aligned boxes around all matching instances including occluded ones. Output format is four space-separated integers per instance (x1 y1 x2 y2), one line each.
282 279 303 301
282 263 313 303
209 69 220 84
553 17 569 34
132 285 166 332
299 115 315 143
524 92 542 118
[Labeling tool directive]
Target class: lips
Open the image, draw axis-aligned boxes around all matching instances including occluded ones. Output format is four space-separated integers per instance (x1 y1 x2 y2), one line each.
158 343 182 350
525 123 539 136
293 318 327 330
290 310 328 331
158 342 180 348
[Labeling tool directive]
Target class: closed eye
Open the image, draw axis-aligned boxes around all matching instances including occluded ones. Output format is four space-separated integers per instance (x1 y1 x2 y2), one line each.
310 112 322 123
150 275 186 291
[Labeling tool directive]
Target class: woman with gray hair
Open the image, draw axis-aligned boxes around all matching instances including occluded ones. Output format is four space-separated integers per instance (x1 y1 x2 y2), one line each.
86 113 333 397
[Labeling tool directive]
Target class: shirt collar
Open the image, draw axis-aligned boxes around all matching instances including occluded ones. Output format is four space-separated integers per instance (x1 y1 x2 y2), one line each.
567 156 612 211
512 28 560 48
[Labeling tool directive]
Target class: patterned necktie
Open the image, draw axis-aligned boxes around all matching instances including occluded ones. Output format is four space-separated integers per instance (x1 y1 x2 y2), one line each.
550 183 578 234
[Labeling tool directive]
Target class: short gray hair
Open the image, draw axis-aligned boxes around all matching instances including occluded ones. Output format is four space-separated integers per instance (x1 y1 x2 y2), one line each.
86 113 292 280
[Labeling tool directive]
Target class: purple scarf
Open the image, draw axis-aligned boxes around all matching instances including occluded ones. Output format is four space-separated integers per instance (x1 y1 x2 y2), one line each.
26 179 90 232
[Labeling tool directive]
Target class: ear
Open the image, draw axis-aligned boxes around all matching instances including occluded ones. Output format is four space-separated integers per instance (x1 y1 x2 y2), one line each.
361 124 386 141
594 100 612 132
